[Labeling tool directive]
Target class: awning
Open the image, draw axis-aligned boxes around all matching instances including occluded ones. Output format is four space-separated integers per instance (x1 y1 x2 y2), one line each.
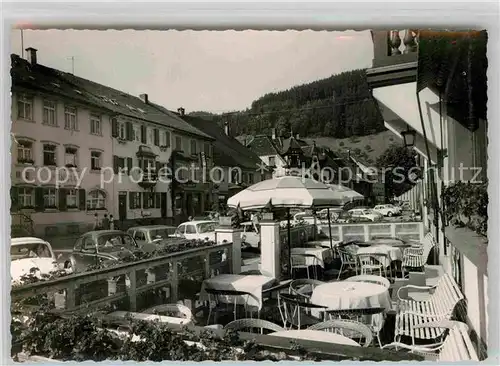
417 30 487 131
136 145 157 158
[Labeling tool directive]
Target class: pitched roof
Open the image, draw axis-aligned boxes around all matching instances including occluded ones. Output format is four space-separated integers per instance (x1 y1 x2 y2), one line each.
246 135 281 156
281 136 304 154
176 115 264 170
10 54 212 140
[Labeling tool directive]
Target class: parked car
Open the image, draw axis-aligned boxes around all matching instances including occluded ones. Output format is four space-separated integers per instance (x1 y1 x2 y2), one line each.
317 207 344 220
173 220 217 242
126 225 181 247
373 204 402 217
11 237 60 283
348 208 383 222
240 221 260 249
61 230 142 273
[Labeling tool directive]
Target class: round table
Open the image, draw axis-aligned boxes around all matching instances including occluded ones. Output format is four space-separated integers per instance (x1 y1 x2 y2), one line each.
271 329 360 346
310 281 392 312
356 244 403 266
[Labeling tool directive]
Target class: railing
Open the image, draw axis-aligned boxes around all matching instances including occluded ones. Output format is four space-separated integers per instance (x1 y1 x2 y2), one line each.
318 221 424 242
371 30 419 68
11 212 35 237
279 224 316 248
12 243 233 314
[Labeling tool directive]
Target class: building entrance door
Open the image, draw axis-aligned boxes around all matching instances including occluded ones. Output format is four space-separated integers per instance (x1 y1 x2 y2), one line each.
118 192 127 223
160 192 167 218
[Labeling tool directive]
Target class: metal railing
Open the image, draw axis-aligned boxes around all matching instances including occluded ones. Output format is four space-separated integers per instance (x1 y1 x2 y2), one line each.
318 221 424 242
12 243 233 313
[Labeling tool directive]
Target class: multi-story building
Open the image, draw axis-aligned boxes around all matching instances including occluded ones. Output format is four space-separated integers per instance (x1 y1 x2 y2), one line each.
181 116 269 208
242 129 287 177
367 30 488 357
10 49 114 237
10 48 215 235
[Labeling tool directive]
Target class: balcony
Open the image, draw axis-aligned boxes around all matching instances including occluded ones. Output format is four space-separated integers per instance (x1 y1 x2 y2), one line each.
138 171 157 189
366 30 418 88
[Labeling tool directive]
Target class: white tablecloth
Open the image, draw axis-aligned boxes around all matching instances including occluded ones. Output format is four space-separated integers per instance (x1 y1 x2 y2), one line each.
356 244 403 267
199 274 275 310
310 281 391 314
291 247 333 268
271 329 360 346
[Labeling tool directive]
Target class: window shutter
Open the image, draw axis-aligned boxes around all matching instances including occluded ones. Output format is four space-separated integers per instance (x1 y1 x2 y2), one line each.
113 155 119 174
155 161 161 174
59 188 67 211
127 157 133 175
155 193 161 209
126 121 133 141
35 187 45 212
129 192 135 209
79 189 86 210
10 187 19 212
141 126 147 143
154 129 159 146
111 118 118 137
143 192 149 209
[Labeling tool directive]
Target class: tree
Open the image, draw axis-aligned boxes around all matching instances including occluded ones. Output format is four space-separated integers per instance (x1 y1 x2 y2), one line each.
376 145 422 198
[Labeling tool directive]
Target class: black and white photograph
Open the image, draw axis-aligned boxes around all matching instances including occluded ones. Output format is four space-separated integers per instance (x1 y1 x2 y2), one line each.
9 27 488 362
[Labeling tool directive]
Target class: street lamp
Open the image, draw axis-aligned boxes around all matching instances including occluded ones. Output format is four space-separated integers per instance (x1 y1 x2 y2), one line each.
401 127 416 148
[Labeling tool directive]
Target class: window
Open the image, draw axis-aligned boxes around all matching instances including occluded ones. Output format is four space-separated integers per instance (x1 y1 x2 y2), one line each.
43 144 57 166
17 141 33 163
64 146 78 167
133 231 146 241
269 156 276 166
204 143 210 156
133 124 141 142
90 151 102 170
141 158 156 174
87 190 106 210
66 189 78 208
43 100 57 126
17 95 33 120
90 114 101 135
118 121 126 139
64 106 78 130
130 192 142 209
248 173 254 184
43 188 57 208
175 136 182 151
190 140 197 155
162 131 171 147
147 128 154 145
117 157 127 174
18 187 34 207
186 225 196 234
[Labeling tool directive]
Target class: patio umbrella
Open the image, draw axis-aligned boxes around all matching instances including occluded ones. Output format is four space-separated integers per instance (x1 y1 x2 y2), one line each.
227 176 346 277
326 184 364 205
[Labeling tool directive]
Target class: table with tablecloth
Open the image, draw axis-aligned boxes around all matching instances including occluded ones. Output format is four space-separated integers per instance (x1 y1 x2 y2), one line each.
199 274 276 310
356 244 403 267
270 329 360 346
291 247 333 268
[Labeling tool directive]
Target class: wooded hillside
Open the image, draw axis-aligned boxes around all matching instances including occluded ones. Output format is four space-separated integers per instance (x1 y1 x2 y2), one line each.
189 69 386 138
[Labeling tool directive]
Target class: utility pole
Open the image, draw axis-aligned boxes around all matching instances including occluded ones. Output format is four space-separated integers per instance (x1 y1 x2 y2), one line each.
20 30 24 57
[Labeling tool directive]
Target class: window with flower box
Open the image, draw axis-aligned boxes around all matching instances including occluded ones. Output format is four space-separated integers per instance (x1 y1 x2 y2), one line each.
64 106 78 130
43 188 57 208
43 100 57 126
17 141 34 164
17 95 33 120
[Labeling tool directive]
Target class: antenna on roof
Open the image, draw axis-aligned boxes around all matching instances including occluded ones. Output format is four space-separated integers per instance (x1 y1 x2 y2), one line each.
67 56 74 74
20 30 24 57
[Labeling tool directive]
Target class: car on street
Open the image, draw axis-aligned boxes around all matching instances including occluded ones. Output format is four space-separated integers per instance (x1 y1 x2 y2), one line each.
61 230 142 273
173 220 217 242
240 221 260 249
373 204 402 217
11 237 60 283
126 225 183 247
317 207 344 221
348 208 383 222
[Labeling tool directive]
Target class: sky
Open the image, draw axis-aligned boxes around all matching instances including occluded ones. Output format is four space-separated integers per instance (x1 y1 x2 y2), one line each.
11 29 373 113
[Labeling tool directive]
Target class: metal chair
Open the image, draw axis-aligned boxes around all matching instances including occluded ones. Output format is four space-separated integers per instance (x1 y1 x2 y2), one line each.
355 253 392 280
335 247 358 280
205 288 253 325
307 319 374 347
289 278 324 301
278 293 326 330
291 253 320 279
224 318 285 334
346 274 391 289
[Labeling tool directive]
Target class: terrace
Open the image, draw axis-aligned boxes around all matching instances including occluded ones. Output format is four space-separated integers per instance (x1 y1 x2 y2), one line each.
11 217 483 362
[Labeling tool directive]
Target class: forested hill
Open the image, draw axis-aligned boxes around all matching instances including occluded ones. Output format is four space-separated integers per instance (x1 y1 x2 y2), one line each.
188 69 386 138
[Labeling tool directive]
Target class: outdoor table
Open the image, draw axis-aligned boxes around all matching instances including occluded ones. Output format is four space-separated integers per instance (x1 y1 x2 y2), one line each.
199 274 276 310
309 281 391 318
291 247 333 268
368 238 412 248
356 244 403 267
304 240 342 248
270 329 360 347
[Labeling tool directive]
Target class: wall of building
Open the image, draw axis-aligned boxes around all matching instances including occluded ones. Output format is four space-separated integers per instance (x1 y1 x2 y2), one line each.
259 154 286 177
11 92 113 236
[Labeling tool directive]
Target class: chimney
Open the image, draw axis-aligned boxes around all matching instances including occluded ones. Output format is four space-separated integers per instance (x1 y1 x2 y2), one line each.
271 128 276 140
177 107 185 116
25 47 37 65
139 94 149 104
224 121 229 136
